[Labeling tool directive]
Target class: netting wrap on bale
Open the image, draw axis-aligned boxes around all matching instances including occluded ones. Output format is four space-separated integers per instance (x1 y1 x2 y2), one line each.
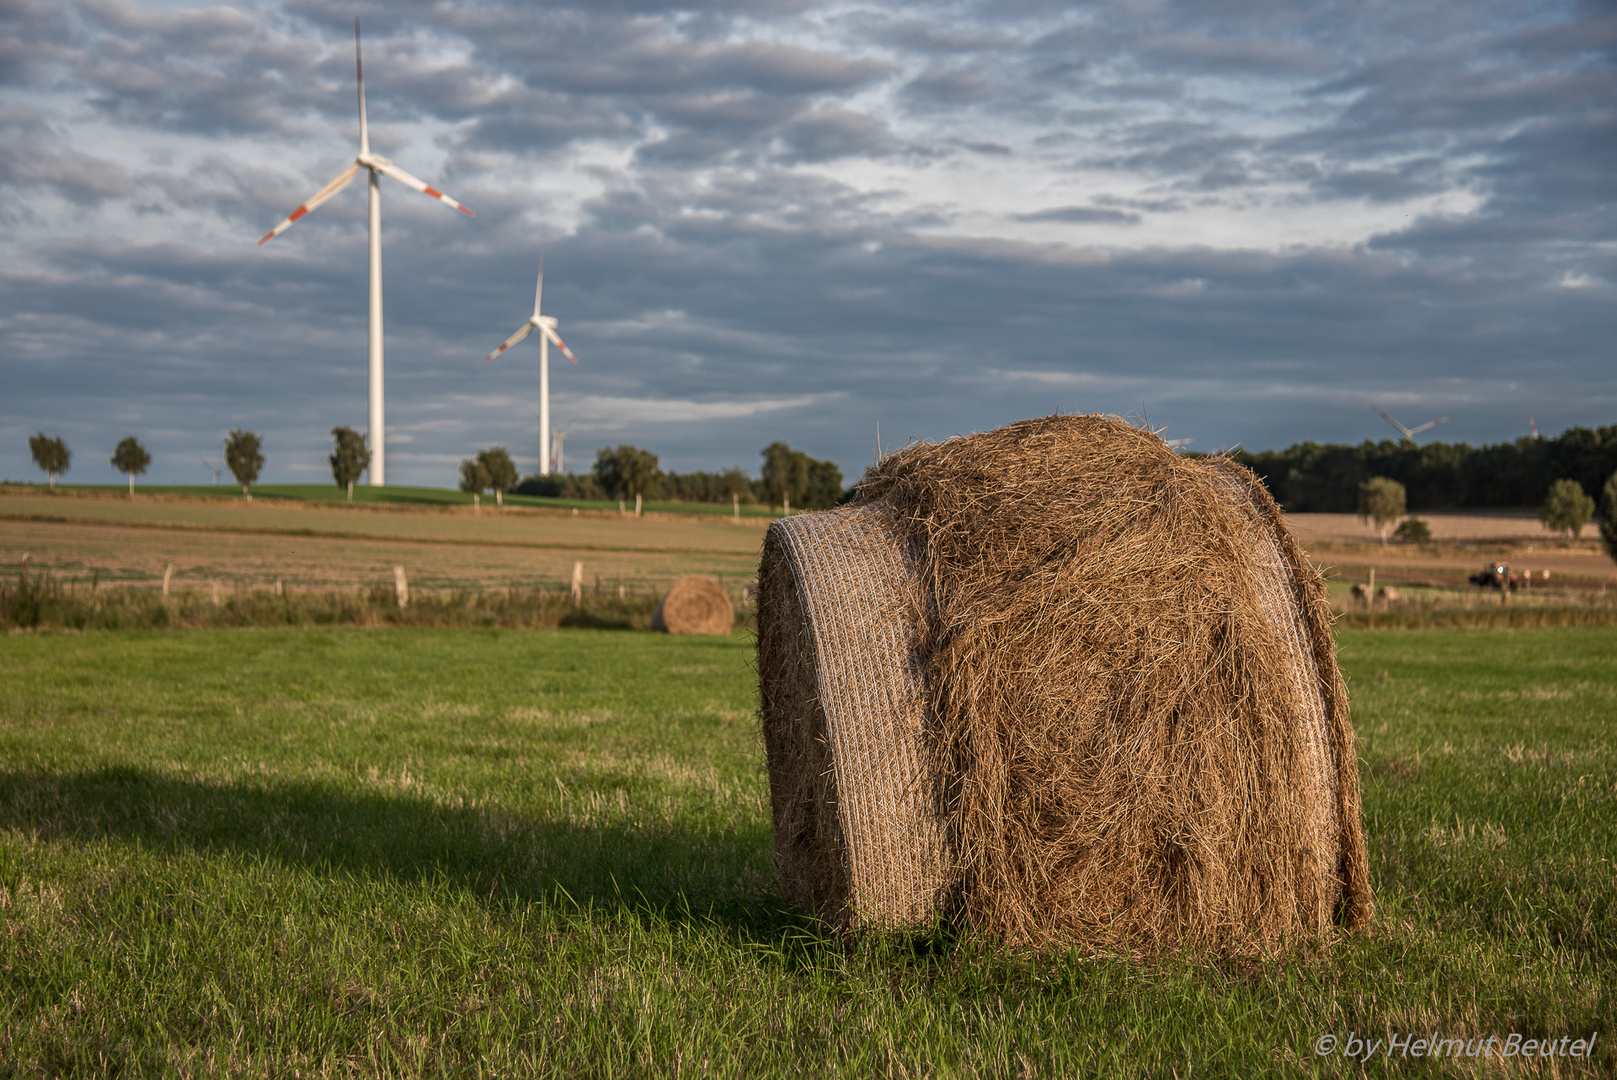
756 415 1372 952
758 501 950 926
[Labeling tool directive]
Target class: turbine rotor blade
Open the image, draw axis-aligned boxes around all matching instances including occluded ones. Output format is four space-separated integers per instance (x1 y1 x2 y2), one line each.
483 322 534 362
1408 415 1455 436
541 325 578 364
1370 405 1414 440
257 162 362 245
369 158 474 216
534 251 544 318
355 18 368 154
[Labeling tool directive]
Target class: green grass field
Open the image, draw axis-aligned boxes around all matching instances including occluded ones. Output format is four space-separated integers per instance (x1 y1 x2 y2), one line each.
1 626 1611 1076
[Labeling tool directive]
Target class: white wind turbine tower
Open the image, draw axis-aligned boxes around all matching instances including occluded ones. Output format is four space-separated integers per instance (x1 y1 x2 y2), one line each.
483 256 579 476
257 18 475 486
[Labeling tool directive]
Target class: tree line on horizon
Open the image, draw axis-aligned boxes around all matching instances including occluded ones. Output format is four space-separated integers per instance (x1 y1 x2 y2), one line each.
22 422 1617 544
1224 424 1617 513
499 440 844 512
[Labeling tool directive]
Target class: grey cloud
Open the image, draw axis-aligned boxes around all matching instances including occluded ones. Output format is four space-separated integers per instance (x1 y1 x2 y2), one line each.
1308 158 1449 203
0 119 128 205
1134 31 1326 76
1015 205 1140 225
1092 193 1184 212
774 108 896 163
900 66 993 107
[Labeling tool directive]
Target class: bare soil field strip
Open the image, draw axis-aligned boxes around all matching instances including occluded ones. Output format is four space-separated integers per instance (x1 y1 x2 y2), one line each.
0 518 760 595
5 495 1613 598
0 491 770 555
1283 509 1562 544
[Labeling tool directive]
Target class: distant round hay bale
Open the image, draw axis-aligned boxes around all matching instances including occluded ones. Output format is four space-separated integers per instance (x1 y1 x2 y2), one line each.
652 576 734 635
757 414 1372 952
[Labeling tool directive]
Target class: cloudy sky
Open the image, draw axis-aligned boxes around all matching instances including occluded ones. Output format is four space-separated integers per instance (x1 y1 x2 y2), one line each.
2 0 1612 487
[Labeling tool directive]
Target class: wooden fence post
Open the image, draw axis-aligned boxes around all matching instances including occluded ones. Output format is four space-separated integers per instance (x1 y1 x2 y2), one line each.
394 566 409 609
571 562 583 608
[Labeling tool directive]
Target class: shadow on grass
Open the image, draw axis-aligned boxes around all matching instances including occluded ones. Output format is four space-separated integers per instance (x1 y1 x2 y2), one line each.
0 765 815 946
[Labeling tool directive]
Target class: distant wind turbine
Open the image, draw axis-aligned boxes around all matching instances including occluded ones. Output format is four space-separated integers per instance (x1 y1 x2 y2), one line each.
1529 414 1539 439
551 416 578 475
1371 406 1453 442
1164 437 1194 449
483 255 579 477
256 18 474 487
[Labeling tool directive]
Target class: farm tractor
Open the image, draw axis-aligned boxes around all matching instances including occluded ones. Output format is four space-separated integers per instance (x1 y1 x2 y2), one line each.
1469 562 1521 591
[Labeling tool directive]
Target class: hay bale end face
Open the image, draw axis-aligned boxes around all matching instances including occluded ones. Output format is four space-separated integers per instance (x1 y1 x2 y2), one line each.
756 415 1372 952
652 576 735 635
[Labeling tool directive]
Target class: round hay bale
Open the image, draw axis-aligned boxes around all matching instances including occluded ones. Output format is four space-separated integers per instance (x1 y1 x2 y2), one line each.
756 415 1372 952
652 576 734 635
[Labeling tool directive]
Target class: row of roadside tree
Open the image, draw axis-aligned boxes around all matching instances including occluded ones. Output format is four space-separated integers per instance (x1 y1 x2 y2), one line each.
479 441 845 512
27 430 267 497
25 426 842 511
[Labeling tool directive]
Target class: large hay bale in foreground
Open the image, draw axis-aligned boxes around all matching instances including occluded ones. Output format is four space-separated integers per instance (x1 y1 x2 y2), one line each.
757 415 1372 951
653 576 734 635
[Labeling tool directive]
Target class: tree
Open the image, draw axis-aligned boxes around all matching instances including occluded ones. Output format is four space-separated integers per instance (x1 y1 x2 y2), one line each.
760 441 810 512
476 446 519 506
1599 472 1617 566
1392 517 1431 545
760 442 844 511
224 429 264 500
718 467 753 503
329 426 370 501
27 433 70 489
803 457 845 510
458 457 491 497
110 436 151 496
593 445 663 500
1356 476 1406 544
1539 478 1595 539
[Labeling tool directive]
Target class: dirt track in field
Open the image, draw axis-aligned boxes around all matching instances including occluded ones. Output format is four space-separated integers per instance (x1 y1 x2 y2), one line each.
1287 513 1616 586
0 492 765 594
3 491 1612 595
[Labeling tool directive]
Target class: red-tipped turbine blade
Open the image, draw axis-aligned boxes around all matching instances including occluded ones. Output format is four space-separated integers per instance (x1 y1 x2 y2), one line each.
257 163 362 245
371 159 474 216
483 322 534 362
543 325 578 364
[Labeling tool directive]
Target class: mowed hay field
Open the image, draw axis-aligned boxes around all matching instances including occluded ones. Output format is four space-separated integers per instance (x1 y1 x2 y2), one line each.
1 625 1612 1076
0 490 768 596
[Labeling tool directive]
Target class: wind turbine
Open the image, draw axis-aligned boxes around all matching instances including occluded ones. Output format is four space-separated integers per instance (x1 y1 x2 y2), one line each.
1371 406 1453 442
550 427 568 475
483 256 579 476
256 18 474 486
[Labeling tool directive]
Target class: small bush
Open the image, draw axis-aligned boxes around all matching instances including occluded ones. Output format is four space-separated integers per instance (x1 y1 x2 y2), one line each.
1392 517 1432 545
